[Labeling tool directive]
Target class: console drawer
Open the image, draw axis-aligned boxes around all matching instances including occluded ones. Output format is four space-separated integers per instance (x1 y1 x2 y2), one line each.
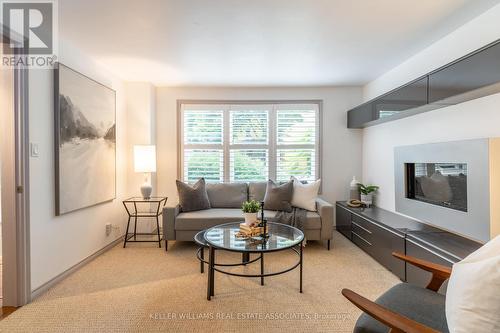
352 230 372 253
352 217 405 280
351 219 373 243
352 214 373 232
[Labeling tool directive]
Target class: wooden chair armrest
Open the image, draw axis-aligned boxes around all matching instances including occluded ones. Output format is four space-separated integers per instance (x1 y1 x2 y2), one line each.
392 252 452 292
342 289 439 333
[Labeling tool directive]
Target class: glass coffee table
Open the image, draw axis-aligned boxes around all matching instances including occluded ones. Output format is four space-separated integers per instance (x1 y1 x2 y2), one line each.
203 222 304 300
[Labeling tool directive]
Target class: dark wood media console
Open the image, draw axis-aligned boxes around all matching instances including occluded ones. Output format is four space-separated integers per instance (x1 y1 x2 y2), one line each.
336 201 482 293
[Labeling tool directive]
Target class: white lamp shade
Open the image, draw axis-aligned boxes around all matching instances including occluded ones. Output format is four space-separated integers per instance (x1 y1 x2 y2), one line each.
134 145 156 173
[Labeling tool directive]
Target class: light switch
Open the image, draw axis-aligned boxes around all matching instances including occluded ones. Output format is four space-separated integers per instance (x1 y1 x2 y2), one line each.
30 143 39 157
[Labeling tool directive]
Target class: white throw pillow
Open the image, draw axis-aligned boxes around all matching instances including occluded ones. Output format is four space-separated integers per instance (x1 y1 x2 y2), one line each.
446 235 500 333
290 176 321 211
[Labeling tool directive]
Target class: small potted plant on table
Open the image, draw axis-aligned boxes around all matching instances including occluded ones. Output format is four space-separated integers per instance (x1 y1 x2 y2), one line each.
357 183 379 207
242 200 260 226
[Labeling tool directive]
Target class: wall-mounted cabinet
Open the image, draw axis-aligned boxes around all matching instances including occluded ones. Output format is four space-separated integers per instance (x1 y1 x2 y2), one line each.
429 41 500 104
373 77 428 119
347 77 428 128
347 102 377 128
348 39 500 128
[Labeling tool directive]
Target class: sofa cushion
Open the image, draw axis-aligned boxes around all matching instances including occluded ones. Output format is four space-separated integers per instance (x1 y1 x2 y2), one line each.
206 183 248 208
354 283 448 333
175 208 321 231
176 209 245 230
176 178 211 212
263 180 293 212
249 182 267 202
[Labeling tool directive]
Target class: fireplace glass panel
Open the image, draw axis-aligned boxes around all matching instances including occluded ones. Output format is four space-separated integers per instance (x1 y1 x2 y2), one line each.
406 163 467 212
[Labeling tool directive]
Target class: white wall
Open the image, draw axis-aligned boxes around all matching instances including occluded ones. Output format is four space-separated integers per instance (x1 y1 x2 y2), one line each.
29 40 128 290
361 4 500 239
125 82 157 232
155 86 363 207
125 82 156 197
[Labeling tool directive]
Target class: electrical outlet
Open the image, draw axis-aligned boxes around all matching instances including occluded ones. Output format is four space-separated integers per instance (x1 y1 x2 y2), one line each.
105 223 112 236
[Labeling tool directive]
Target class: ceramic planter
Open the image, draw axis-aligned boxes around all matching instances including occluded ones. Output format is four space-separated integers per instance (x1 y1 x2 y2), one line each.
243 212 258 226
361 193 373 206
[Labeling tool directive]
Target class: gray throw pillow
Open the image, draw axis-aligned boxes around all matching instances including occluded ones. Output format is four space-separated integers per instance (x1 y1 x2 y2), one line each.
176 178 211 212
249 182 267 202
263 179 293 212
206 183 248 208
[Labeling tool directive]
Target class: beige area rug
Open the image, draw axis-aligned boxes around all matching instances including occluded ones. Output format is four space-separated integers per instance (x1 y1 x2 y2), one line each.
0 232 399 333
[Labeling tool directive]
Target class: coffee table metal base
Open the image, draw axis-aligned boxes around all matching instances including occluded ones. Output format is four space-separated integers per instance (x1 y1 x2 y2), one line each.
196 247 260 274
206 241 303 300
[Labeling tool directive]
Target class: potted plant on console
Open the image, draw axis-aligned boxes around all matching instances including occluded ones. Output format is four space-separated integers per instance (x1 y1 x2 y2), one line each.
357 183 379 207
242 200 260 226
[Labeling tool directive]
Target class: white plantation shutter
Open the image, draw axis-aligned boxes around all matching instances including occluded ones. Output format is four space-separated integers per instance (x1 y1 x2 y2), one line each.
230 149 268 182
276 149 316 181
229 109 269 182
277 110 316 145
184 149 223 183
184 110 223 144
180 103 320 183
182 108 224 183
230 110 268 144
276 108 318 181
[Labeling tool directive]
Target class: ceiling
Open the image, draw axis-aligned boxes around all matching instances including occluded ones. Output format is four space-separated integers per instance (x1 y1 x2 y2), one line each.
59 0 500 86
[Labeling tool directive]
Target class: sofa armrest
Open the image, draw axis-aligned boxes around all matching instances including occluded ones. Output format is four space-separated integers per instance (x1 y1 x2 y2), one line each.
163 204 180 241
316 198 334 240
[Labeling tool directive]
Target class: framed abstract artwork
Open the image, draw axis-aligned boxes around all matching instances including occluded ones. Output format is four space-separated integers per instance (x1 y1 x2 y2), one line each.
54 63 116 215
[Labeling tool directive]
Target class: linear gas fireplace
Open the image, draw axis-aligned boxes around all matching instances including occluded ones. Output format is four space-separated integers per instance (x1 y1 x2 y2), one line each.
394 138 500 243
405 163 467 212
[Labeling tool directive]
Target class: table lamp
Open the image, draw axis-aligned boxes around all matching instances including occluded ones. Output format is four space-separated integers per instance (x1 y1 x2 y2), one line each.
134 145 156 199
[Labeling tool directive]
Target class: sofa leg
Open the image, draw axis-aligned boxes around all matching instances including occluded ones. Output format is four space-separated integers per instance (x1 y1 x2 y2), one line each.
327 239 331 251
165 239 168 252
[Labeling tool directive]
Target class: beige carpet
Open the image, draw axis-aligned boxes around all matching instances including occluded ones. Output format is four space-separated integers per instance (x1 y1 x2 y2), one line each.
0 232 399 332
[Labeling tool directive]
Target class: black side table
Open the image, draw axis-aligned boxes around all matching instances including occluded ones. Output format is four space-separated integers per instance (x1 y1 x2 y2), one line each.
122 197 167 248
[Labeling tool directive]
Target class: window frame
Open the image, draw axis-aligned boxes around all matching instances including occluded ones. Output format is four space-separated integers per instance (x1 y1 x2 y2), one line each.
178 100 322 183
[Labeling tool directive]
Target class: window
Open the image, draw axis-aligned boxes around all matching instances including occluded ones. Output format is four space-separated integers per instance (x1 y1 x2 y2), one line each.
276 109 317 181
182 110 224 183
180 102 320 183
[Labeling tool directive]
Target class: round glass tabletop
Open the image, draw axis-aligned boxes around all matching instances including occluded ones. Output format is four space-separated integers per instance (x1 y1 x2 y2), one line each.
194 230 207 246
204 222 304 253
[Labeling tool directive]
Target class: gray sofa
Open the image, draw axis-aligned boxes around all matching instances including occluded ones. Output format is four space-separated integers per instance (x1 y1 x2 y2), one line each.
162 182 334 251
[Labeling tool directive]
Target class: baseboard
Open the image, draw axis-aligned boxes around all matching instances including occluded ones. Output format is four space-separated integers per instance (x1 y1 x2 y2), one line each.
31 235 124 300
